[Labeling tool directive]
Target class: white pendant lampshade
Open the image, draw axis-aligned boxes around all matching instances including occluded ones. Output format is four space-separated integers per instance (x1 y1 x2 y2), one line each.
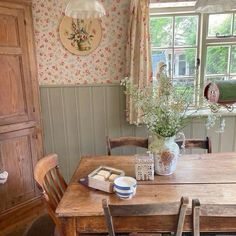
195 0 236 13
65 0 106 19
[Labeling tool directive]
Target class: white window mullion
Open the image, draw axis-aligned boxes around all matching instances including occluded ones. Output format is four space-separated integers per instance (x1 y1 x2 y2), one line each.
172 16 175 79
197 13 208 106
233 13 235 36
229 45 233 79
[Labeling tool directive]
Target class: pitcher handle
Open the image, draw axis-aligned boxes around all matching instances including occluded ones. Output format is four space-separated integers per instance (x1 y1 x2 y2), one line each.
131 185 136 197
176 132 186 149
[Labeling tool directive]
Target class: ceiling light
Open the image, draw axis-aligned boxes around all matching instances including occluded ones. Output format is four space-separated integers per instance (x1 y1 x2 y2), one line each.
65 0 106 19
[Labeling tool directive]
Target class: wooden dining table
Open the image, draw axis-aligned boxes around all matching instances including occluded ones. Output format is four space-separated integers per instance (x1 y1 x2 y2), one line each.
56 152 236 236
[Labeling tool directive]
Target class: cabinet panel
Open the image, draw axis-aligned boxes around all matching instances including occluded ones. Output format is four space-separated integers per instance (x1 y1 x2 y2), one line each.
0 14 18 46
0 55 28 122
0 7 33 125
0 128 37 212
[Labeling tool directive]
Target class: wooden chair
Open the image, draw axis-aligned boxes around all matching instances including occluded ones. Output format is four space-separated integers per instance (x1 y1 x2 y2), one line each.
102 197 189 236
176 137 212 153
34 154 67 236
192 199 236 236
106 136 149 155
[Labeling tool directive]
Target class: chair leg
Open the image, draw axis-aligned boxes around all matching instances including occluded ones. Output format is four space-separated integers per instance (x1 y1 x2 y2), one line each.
192 199 201 236
176 197 189 236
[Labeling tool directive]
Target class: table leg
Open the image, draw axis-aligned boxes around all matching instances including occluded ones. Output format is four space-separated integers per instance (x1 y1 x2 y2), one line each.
61 217 77 236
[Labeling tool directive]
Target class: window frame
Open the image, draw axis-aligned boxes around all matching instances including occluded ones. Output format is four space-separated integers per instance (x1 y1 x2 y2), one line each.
150 7 236 108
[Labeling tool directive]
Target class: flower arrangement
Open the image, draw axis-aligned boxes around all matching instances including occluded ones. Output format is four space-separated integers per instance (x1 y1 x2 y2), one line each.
67 19 94 51
121 64 199 138
122 63 228 175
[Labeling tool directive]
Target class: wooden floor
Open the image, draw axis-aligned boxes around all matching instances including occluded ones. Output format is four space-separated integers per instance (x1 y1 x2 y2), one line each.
0 200 46 236
5 224 28 236
3 214 54 236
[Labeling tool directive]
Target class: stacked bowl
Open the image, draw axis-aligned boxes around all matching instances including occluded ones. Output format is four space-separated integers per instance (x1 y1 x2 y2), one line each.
113 176 137 200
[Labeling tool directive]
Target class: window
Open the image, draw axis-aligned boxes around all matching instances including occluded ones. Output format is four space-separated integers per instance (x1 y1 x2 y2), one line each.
150 14 199 100
205 13 236 82
150 7 236 106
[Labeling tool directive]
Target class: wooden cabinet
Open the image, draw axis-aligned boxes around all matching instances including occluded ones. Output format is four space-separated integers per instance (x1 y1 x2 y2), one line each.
0 0 43 233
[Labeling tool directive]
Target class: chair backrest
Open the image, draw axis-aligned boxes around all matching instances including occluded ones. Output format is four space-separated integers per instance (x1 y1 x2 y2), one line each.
106 136 148 155
176 137 212 153
34 154 67 235
102 197 189 236
192 199 236 236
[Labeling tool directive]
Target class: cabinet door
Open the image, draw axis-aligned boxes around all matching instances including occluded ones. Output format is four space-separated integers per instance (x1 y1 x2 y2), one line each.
0 6 34 125
0 128 38 212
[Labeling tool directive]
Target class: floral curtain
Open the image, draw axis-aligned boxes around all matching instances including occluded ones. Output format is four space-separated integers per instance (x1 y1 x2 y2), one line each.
125 0 152 124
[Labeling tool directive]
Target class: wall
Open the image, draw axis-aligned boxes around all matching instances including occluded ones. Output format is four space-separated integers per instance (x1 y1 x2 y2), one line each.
32 0 130 85
40 85 236 181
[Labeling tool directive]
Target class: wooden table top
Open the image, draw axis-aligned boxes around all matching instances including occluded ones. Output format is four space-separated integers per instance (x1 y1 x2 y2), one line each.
56 152 236 217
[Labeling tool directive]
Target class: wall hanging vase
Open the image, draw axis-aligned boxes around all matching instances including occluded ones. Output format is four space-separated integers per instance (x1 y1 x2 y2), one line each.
59 16 102 56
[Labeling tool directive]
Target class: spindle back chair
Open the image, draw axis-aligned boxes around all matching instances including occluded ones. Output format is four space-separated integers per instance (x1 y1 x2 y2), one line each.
192 199 236 236
34 154 67 236
102 197 189 236
106 136 148 155
176 137 212 153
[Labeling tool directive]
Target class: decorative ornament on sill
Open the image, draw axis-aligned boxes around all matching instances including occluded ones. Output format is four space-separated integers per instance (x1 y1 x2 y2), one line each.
204 80 236 112
195 0 236 13
204 80 236 133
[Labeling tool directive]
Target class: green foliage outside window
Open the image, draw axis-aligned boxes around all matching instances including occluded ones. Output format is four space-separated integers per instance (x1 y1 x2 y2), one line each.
150 13 236 79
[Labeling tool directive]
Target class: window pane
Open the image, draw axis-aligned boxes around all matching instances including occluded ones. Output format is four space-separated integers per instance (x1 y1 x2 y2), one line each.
174 48 196 77
152 50 172 77
173 79 195 103
230 46 236 74
206 46 229 75
175 16 198 46
150 17 173 47
208 14 232 37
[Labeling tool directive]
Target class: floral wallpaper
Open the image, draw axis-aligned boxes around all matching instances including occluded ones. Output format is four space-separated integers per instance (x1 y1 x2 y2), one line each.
32 0 130 85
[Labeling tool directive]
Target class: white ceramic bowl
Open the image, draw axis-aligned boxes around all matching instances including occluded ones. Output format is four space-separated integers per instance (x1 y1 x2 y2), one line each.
114 176 137 199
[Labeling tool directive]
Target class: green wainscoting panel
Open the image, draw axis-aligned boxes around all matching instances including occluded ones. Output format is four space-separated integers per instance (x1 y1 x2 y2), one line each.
40 84 236 180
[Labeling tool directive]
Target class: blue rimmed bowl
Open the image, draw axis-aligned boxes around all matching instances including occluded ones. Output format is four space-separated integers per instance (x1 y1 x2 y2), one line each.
114 176 137 200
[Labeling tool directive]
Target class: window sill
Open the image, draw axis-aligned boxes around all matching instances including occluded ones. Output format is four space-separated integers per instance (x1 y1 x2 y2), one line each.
186 107 236 118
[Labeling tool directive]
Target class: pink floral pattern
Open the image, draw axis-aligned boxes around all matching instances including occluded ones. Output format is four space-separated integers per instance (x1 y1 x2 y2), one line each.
32 0 130 85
